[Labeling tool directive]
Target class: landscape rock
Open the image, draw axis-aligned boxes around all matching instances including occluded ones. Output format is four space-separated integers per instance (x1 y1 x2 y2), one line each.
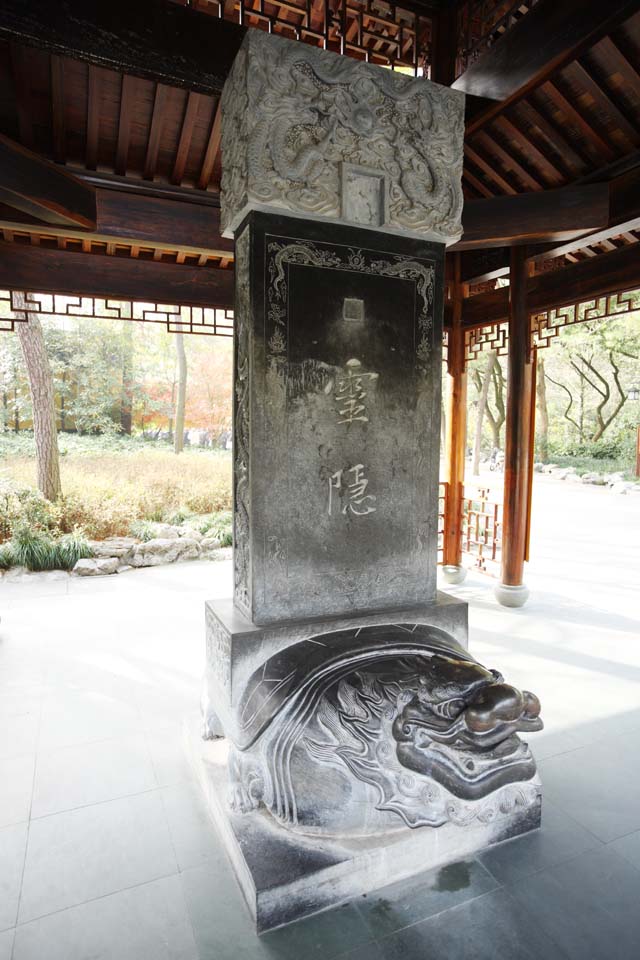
581 473 607 485
128 537 201 567
116 564 132 574
3 566 30 581
533 462 545 473
88 537 138 560
73 557 119 576
606 472 625 486
200 536 222 555
145 523 181 540
542 464 559 474
180 527 204 542
610 481 633 495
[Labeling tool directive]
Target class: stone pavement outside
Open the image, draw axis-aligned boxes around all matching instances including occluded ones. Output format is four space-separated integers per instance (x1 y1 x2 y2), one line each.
0 475 639 959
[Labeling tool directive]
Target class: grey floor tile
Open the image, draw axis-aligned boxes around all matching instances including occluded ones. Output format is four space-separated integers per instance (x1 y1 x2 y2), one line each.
355 858 498 937
336 944 385 960
180 861 269 960
38 689 141 751
539 738 640 842
0 713 39 762
509 845 640 960
31 734 156 818
478 798 602 885
12 874 198 960
608 828 640 870
262 903 375 960
147 732 194 788
376 887 568 960
19 791 177 923
182 858 376 960
0 754 34 828
0 928 14 960
161 782 225 870
0 822 28 931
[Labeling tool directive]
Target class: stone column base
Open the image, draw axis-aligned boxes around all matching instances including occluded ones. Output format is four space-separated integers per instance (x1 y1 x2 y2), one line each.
441 564 467 585
495 582 530 608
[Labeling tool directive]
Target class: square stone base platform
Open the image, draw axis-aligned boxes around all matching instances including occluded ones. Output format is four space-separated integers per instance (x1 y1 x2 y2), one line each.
185 725 541 933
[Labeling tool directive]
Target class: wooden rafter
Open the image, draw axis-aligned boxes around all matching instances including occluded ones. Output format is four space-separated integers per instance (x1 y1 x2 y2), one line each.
172 92 201 186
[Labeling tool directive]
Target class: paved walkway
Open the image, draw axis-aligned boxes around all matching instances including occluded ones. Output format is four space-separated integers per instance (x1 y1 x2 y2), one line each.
0 477 639 959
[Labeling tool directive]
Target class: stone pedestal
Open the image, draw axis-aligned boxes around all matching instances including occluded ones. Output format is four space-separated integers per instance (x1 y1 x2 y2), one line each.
193 28 543 933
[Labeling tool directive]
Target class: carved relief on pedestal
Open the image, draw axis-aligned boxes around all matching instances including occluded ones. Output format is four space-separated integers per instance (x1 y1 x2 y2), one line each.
220 31 465 243
228 625 543 836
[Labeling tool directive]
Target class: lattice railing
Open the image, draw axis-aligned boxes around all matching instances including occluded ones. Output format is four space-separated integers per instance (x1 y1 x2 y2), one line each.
207 0 432 75
437 480 447 562
461 484 502 576
0 290 234 336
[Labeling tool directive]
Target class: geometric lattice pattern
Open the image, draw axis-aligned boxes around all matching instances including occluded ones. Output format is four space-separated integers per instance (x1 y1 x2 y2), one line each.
530 290 639 351
461 485 502 576
0 290 234 336
219 0 432 76
455 0 539 77
465 321 509 362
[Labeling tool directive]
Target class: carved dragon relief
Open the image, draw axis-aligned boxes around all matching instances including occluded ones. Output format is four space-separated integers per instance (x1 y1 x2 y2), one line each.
220 31 465 242
233 226 251 618
227 624 542 837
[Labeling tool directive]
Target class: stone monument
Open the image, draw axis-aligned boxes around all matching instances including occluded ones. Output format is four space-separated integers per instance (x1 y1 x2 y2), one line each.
190 29 543 932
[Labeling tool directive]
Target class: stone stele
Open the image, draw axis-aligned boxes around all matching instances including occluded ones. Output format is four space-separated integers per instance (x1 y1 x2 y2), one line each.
220 29 465 244
189 31 544 934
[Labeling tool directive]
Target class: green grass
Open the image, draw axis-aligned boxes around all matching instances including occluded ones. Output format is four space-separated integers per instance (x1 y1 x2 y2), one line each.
549 454 636 479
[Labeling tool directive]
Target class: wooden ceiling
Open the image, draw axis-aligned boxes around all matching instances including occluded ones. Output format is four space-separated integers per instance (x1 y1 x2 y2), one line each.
0 0 639 316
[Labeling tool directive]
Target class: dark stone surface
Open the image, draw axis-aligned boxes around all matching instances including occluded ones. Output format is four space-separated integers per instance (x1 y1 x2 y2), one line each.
233 211 445 625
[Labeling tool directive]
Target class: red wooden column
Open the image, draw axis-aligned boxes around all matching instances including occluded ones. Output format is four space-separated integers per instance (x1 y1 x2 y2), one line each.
442 254 468 584
496 246 535 607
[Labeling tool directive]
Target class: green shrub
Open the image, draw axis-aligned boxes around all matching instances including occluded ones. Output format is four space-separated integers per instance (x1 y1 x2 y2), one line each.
53 531 93 569
8 523 93 571
0 543 14 569
129 520 156 542
208 510 233 547
11 523 58 571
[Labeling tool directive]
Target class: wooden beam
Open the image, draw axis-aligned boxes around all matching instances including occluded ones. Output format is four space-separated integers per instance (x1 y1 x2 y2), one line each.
456 0 640 134
144 83 170 181
493 115 566 186
115 74 137 177
513 100 587 175
0 186 233 256
464 144 518 195
198 99 222 191
85 65 102 171
49 54 65 164
0 0 247 96
461 241 640 327
0 240 234 308
568 59 639 148
172 92 200 186
0 132 96 227
475 130 545 192
543 80 616 163
453 183 610 251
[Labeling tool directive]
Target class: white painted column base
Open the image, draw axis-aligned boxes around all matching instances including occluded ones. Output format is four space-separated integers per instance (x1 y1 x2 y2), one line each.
495 582 530 608
441 564 467 585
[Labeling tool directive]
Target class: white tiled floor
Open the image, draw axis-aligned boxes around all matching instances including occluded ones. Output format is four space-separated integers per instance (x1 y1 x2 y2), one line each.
0 476 638 959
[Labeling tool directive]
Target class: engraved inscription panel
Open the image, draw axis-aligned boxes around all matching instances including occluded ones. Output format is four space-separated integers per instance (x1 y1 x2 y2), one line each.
245 213 443 624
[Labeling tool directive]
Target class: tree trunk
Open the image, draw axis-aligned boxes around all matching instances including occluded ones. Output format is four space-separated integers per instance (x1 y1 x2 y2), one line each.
536 354 549 462
120 321 134 435
15 296 61 501
472 350 497 475
173 332 187 454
